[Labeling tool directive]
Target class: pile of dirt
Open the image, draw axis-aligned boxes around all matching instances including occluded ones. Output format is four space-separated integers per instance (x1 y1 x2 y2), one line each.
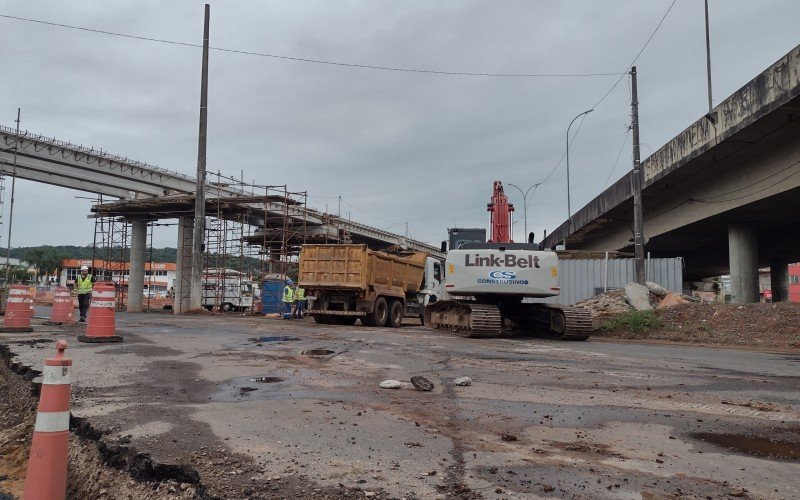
574 289 633 327
594 301 800 351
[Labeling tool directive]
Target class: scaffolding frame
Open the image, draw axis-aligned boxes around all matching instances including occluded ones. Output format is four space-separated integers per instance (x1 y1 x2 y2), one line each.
92 213 130 311
202 178 307 314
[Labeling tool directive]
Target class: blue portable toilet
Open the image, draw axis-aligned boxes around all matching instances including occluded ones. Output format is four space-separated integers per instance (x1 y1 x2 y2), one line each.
262 276 291 315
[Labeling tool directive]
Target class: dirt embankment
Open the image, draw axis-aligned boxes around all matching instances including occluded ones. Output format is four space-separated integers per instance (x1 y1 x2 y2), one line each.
592 300 800 351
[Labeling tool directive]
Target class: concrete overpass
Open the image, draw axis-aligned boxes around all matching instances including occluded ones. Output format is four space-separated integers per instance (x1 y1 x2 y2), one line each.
543 44 800 303
0 126 443 312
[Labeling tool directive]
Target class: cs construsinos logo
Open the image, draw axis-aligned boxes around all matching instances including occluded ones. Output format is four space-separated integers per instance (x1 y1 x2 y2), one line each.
488 270 516 280
478 270 529 285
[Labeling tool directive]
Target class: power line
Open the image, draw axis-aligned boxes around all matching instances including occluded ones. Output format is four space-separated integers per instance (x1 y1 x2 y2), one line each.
602 126 632 189
536 112 589 186
590 0 678 110
533 0 677 189
0 13 626 79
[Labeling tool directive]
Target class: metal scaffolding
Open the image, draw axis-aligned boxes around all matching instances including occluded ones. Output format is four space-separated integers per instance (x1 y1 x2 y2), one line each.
92 210 130 311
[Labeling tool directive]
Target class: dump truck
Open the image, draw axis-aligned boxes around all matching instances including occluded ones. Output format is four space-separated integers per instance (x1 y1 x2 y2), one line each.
299 244 445 327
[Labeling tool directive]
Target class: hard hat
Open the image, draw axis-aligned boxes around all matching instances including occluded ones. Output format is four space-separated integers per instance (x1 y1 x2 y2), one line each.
80 265 89 271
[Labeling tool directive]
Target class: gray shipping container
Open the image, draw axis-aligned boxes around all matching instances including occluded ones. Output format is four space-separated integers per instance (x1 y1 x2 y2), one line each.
530 257 684 305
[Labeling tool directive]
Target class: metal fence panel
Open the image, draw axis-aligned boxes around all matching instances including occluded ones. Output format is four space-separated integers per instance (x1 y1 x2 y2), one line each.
531 257 683 305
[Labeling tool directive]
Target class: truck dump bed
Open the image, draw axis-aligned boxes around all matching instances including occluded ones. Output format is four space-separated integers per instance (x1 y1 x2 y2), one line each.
299 244 426 293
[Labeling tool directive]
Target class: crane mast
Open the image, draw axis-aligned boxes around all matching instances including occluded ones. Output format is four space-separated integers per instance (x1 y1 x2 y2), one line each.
487 181 514 243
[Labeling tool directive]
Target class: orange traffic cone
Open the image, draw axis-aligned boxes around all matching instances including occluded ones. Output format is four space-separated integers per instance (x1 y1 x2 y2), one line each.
1 284 33 332
77 282 122 343
23 340 71 500
48 287 74 325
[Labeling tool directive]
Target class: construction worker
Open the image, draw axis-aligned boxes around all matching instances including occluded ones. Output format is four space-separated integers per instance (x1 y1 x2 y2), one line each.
293 285 305 318
76 265 93 322
281 280 294 320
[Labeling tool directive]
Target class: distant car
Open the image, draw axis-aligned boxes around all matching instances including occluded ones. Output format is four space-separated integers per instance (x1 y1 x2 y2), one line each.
143 291 155 298
157 291 168 299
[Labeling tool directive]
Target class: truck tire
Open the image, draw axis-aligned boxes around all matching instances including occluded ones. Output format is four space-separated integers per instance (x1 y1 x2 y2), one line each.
363 297 389 327
313 314 331 324
388 300 403 328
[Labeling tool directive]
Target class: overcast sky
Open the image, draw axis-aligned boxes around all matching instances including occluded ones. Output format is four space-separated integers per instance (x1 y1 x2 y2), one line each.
1 0 798 250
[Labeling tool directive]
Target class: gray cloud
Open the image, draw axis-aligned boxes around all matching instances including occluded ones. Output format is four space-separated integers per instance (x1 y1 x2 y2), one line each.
1 0 798 248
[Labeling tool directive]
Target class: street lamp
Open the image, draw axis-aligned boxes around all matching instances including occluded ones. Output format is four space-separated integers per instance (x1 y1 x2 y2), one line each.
566 108 594 248
507 182 540 243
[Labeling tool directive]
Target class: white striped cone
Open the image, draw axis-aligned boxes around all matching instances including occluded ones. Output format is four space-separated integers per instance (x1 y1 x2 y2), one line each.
23 340 71 500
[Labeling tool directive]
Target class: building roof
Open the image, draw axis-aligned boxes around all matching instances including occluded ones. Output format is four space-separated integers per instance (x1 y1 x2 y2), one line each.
61 259 177 271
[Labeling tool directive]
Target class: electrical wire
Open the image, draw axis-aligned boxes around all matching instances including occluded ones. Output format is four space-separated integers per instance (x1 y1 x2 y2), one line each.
0 13 626 79
536 112 589 186
590 0 678 110
602 127 632 189
691 162 800 204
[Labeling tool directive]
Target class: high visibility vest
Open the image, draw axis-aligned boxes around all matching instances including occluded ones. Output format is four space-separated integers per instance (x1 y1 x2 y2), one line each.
76 274 93 294
295 287 305 300
282 285 294 303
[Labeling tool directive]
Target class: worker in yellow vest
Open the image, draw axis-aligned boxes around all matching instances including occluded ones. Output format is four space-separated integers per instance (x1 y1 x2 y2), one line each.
282 280 294 320
293 285 305 318
76 265 93 322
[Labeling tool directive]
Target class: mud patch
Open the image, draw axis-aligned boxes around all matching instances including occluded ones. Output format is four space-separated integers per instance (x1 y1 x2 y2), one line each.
301 349 335 356
690 432 800 461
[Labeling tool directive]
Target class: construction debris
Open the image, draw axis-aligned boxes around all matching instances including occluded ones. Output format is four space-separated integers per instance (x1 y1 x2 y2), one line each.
657 292 689 309
379 380 401 389
410 376 434 392
624 283 653 311
453 377 472 386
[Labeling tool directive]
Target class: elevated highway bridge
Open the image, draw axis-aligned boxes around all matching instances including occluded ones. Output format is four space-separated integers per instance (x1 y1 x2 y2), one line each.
543 45 800 303
0 125 442 312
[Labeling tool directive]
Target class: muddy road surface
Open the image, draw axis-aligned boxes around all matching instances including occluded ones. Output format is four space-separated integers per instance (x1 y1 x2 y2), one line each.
1 310 799 499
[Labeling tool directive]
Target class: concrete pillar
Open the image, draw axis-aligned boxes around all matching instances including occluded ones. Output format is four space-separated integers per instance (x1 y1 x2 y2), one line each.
728 223 759 304
127 219 147 312
770 260 790 302
174 216 194 314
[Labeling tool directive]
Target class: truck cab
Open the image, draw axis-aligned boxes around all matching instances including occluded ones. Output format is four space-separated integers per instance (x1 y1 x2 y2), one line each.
406 257 449 322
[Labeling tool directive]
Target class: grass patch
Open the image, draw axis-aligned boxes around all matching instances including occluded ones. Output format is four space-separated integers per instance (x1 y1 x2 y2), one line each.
602 310 662 333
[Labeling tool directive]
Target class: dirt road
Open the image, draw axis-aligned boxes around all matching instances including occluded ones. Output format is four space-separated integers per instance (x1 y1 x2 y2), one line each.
2 310 799 499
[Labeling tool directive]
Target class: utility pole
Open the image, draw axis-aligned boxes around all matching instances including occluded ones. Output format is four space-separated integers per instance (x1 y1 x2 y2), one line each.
4 108 20 286
704 0 713 112
630 67 646 285
190 4 210 310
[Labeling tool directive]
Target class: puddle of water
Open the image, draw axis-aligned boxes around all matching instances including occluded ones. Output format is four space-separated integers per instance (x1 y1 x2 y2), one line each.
248 336 300 343
302 349 335 356
250 376 285 383
690 432 800 461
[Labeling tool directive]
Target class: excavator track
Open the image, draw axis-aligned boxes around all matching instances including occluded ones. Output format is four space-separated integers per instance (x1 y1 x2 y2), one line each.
539 304 593 341
424 301 502 337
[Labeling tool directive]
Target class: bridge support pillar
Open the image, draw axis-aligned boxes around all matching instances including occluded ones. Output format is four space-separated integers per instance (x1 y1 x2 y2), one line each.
770 260 790 302
728 223 759 304
174 216 194 314
127 219 147 313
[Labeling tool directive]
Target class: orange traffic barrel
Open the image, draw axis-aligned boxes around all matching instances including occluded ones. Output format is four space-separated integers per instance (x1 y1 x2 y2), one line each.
1 284 33 332
77 282 122 343
48 287 74 325
23 340 72 500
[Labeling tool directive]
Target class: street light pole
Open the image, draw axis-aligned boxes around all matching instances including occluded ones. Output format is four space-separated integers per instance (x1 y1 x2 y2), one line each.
507 182 540 242
565 109 593 249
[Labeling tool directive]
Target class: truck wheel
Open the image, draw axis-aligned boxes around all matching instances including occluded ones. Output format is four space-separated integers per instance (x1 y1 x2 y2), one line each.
222 302 233 312
388 300 403 328
367 297 389 327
